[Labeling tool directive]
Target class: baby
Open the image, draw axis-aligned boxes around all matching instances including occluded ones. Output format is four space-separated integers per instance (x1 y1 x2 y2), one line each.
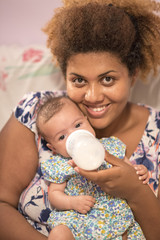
36 96 148 240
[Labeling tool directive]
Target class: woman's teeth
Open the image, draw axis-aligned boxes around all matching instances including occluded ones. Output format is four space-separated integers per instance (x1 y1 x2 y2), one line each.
90 106 106 112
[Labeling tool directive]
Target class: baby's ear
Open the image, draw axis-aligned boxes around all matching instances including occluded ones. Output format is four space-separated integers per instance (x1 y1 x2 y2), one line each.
46 143 57 155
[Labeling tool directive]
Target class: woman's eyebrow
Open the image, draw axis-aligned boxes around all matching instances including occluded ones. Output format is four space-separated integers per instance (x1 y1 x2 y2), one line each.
98 70 116 77
69 70 116 78
69 72 85 78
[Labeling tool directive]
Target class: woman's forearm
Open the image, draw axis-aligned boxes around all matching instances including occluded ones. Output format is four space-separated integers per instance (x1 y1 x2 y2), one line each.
128 184 160 240
0 202 47 240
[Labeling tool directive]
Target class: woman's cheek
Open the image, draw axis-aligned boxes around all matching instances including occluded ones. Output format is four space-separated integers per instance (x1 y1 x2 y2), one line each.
66 81 74 98
67 85 82 103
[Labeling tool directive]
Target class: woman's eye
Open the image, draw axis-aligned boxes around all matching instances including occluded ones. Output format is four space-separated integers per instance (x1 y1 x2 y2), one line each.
72 77 86 86
75 78 84 83
59 135 65 141
75 123 81 128
102 76 114 85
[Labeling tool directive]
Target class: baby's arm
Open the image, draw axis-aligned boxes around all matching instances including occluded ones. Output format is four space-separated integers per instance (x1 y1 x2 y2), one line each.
49 182 95 214
124 157 149 184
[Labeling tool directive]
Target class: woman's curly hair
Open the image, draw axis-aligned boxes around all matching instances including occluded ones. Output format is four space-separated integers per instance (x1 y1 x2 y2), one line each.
43 0 160 81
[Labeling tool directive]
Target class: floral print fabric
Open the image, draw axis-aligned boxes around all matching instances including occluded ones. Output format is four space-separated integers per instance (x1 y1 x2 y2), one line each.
41 137 145 239
14 91 160 237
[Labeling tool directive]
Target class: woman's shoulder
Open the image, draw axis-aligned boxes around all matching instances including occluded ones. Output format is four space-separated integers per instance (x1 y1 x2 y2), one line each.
131 103 160 128
124 103 159 158
129 103 160 196
14 90 67 116
132 103 160 143
14 90 67 133
138 104 160 130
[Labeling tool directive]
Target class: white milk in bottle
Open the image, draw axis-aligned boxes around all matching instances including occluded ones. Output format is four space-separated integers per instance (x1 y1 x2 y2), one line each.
66 129 105 170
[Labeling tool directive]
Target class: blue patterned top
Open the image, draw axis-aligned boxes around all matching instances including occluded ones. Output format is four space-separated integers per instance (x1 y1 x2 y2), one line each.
14 91 160 236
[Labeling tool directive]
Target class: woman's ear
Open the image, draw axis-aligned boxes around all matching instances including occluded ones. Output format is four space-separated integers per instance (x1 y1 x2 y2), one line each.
46 143 57 155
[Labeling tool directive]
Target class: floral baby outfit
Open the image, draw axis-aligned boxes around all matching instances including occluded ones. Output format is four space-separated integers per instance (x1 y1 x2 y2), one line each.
41 137 145 239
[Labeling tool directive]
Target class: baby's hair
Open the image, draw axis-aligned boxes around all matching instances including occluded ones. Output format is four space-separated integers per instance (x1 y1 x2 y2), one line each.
36 95 82 138
43 0 160 81
36 96 69 138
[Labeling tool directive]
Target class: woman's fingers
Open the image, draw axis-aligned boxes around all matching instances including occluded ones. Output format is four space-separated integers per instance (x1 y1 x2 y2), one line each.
75 167 115 182
74 151 122 183
74 150 142 200
104 151 124 166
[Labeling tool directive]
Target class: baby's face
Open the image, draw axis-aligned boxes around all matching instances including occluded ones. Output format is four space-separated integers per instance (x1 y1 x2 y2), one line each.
42 99 95 157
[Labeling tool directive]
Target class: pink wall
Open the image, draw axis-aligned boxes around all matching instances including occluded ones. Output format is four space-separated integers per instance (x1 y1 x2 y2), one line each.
0 0 62 46
1 0 160 46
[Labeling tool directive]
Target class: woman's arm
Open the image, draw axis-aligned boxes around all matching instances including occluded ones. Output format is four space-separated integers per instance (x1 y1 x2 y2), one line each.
74 151 160 240
49 182 95 214
0 114 47 240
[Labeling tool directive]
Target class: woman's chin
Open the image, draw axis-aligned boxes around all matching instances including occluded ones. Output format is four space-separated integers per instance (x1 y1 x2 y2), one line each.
88 118 108 130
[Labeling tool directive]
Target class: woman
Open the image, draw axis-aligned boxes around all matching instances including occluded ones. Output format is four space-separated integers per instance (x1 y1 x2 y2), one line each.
0 0 160 239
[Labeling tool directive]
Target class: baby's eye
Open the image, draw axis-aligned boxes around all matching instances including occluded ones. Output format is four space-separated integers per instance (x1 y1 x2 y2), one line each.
59 135 65 141
75 123 81 128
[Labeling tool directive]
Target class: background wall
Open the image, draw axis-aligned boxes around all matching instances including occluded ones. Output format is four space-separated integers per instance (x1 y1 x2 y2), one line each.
0 0 62 46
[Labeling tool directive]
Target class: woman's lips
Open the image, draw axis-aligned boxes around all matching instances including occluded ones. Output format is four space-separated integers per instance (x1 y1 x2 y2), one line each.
84 104 111 118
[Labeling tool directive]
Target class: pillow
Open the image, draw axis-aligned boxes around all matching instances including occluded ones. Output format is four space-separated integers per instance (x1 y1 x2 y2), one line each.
0 45 66 129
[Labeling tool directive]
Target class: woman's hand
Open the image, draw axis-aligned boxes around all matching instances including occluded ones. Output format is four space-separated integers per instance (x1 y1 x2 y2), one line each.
73 151 143 201
70 151 160 240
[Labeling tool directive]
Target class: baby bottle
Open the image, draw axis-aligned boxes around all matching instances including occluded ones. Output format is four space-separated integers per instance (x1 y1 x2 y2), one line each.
66 129 105 170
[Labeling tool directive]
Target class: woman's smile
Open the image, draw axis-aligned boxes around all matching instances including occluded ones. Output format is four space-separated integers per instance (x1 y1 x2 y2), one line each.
83 103 111 118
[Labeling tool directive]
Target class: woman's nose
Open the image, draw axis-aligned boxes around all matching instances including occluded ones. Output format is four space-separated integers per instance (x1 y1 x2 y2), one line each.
84 85 104 103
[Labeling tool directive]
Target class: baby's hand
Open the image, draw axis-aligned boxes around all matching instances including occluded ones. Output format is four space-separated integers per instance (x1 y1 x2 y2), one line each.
134 164 149 184
68 159 76 168
71 195 95 214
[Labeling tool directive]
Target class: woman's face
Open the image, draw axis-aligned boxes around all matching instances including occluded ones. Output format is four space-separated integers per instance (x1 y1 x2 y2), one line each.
66 52 136 134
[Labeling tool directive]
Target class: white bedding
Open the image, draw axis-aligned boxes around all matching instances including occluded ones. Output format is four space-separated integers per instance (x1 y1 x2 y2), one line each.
0 45 65 130
0 45 160 130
